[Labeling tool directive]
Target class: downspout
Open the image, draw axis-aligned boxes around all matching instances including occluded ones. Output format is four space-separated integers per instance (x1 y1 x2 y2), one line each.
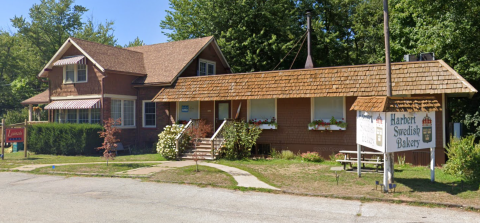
101 73 106 123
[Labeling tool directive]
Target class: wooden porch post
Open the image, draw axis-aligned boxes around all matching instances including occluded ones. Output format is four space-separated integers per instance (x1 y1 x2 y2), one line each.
24 119 28 158
28 104 33 122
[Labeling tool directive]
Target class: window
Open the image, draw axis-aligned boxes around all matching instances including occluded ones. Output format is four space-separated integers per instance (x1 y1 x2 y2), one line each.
312 97 345 121
63 60 88 83
178 101 199 122
67 110 77 123
249 99 276 121
78 109 89 123
111 99 135 127
199 59 215 76
91 109 101 124
143 101 156 127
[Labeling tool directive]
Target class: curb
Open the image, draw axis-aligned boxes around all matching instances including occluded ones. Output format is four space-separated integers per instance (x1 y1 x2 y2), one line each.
281 190 480 212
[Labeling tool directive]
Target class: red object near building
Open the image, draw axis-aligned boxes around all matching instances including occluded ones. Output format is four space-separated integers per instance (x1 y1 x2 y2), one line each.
5 128 25 143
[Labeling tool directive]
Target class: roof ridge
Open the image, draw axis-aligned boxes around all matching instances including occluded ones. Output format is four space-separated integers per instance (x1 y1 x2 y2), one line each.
176 60 442 80
126 36 213 49
69 37 144 55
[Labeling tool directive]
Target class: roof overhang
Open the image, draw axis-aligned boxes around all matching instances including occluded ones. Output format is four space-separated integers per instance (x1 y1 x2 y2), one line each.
350 96 442 112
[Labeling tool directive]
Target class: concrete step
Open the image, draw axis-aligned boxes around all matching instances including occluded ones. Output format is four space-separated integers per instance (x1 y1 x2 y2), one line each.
181 155 215 160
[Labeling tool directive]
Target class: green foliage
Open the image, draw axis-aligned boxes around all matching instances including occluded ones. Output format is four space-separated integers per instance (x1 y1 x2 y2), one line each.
27 123 103 155
74 17 117 46
124 37 145 48
301 151 324 162
444 136 480 181
221 121 262 160
279 150 296 160
156 124 187 160
3 108 29 125
329 152 344 161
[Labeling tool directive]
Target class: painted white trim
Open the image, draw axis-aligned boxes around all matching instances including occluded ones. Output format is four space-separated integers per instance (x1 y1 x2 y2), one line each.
213 100 216 128
62 63 88 84
246 100 251 121
311 97 346 121
343 97 346 122
142 100 156 128
111 98 136 128
104 94 137 100
176 102 179 122
311 98 315 122
275 98 278 120
198 101 201 119
38 40 72 77
442 93 446 148
198 58 216 76
51 94 101 100
211 38 231 71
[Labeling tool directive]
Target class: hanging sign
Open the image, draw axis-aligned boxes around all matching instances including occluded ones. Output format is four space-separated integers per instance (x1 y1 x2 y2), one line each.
5 128 25 143
357 111 435 153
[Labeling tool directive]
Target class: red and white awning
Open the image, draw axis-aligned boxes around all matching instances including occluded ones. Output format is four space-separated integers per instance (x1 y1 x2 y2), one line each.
45 99 101 110
53 55 86 66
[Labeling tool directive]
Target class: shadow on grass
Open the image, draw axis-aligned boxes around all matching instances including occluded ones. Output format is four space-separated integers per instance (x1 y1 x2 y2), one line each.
395 178 480 195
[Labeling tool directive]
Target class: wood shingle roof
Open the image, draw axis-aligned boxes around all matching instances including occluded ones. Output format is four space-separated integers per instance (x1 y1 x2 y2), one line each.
350 96 442 112
153 60 477 102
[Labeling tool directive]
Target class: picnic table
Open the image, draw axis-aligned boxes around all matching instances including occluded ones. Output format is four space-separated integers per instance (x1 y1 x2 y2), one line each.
336 150 384 171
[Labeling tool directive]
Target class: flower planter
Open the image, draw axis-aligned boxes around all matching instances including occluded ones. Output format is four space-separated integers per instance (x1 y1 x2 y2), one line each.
251 124 277 129
308 124 346 131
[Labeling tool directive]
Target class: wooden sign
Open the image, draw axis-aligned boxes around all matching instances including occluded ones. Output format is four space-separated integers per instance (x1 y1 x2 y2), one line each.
5 128 25 143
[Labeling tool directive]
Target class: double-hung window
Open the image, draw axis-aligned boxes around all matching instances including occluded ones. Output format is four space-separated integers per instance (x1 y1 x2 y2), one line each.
54 109 101 124
143 101 156 127
63 57 88 83
111 99 135 127
248 99 277 129
199 59 215 76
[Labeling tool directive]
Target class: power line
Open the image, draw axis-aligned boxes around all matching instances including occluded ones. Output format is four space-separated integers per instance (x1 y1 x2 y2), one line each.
272 31 308 71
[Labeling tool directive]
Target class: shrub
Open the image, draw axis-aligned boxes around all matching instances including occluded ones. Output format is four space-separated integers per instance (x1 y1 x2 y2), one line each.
27 123 103 155
328 152 344 161
301 151 324 162
279 150 296 160
97 118 121 165
156 124 187 160
221 121 262 160
3 108 28 125
444 136 480 181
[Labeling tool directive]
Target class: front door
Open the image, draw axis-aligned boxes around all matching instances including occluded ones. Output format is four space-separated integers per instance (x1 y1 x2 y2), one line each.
215 101 231 130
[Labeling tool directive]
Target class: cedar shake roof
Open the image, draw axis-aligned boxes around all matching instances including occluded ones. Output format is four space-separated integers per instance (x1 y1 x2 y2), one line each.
153 60 477 102
127 36 214 84
70 37 146 75
21 90 50 105
350 96 442 112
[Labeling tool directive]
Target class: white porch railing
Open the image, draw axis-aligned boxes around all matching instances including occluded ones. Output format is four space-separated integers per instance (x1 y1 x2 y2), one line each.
210 119 231 159
175 119 196 160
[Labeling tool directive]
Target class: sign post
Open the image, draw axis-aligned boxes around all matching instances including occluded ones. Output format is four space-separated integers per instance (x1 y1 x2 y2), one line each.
24 119 28 158
1 119 4 160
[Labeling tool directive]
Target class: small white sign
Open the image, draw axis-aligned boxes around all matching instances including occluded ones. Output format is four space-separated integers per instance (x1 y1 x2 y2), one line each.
356 111 436 153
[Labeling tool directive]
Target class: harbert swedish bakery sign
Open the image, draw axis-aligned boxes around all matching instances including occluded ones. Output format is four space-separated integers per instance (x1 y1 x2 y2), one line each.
357 111 435 153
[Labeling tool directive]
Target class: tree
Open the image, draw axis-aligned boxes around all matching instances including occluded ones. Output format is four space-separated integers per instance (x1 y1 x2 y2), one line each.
124 37 145 48
75 17 117 46
97 118 121 166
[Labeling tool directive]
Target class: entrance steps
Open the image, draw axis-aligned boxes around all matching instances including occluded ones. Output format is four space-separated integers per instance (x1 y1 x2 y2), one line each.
180 138 217 160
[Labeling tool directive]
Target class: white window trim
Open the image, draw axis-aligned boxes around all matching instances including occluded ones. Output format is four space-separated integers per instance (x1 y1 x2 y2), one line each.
176 101 200 122
142 100 156 128
111 99 136 128
62 60 88 84
247 98 277 121
310 97 346 122
198 59 216 76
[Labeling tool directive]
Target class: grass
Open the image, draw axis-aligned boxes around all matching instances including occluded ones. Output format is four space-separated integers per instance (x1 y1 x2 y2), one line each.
149 165 237 187
215 159 480 207
31 163 156 175
0 152 166 170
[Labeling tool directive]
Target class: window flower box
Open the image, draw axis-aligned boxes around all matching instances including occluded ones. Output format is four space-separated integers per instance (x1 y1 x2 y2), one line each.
308 117 347 131
249 118 278 130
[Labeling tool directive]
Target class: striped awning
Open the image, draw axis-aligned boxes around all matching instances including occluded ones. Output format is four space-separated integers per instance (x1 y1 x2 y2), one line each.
53 55 86 66
45 99 101 110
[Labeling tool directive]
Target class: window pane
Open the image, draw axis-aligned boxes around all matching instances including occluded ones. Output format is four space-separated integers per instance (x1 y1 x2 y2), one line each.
250 99 275 120
314 97 344 120
208 64 214 75
178 101 199 121
91 109 101 124
65 65 74 82
218 103 229 120
199 62 206 76
123 100 134 126
144 102 155 126
111 100 122 125
67 110 77 123
79 109 89 123
77 64 86 82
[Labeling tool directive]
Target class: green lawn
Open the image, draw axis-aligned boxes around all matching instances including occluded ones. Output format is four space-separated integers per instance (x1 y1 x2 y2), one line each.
0 152 166 170
215 159 480 207
149 165 237 187
32 163 156 175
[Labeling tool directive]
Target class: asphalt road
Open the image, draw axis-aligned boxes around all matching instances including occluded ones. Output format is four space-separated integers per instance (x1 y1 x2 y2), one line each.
0 172 478 222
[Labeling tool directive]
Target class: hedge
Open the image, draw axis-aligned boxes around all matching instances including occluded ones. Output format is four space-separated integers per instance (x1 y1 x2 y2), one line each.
27 123 103 155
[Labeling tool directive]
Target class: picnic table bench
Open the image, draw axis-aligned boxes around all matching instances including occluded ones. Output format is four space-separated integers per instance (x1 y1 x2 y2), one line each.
337 150 384 172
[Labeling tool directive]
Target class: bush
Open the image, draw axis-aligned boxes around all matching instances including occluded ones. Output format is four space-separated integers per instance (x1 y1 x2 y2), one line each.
329 152 344 161
3 108 28 125
156 124 187 160
279 150 296 160
301 151 324 162
221 121 262 160
444 136 480 181
28 123 103 155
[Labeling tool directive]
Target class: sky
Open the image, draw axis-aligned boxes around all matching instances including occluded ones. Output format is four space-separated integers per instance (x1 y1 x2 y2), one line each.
0 0 171 46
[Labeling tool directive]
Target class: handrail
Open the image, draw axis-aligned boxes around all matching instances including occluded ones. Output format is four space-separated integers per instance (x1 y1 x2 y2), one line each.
175 119 199 160
210 119 231 159
175 120 193 141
